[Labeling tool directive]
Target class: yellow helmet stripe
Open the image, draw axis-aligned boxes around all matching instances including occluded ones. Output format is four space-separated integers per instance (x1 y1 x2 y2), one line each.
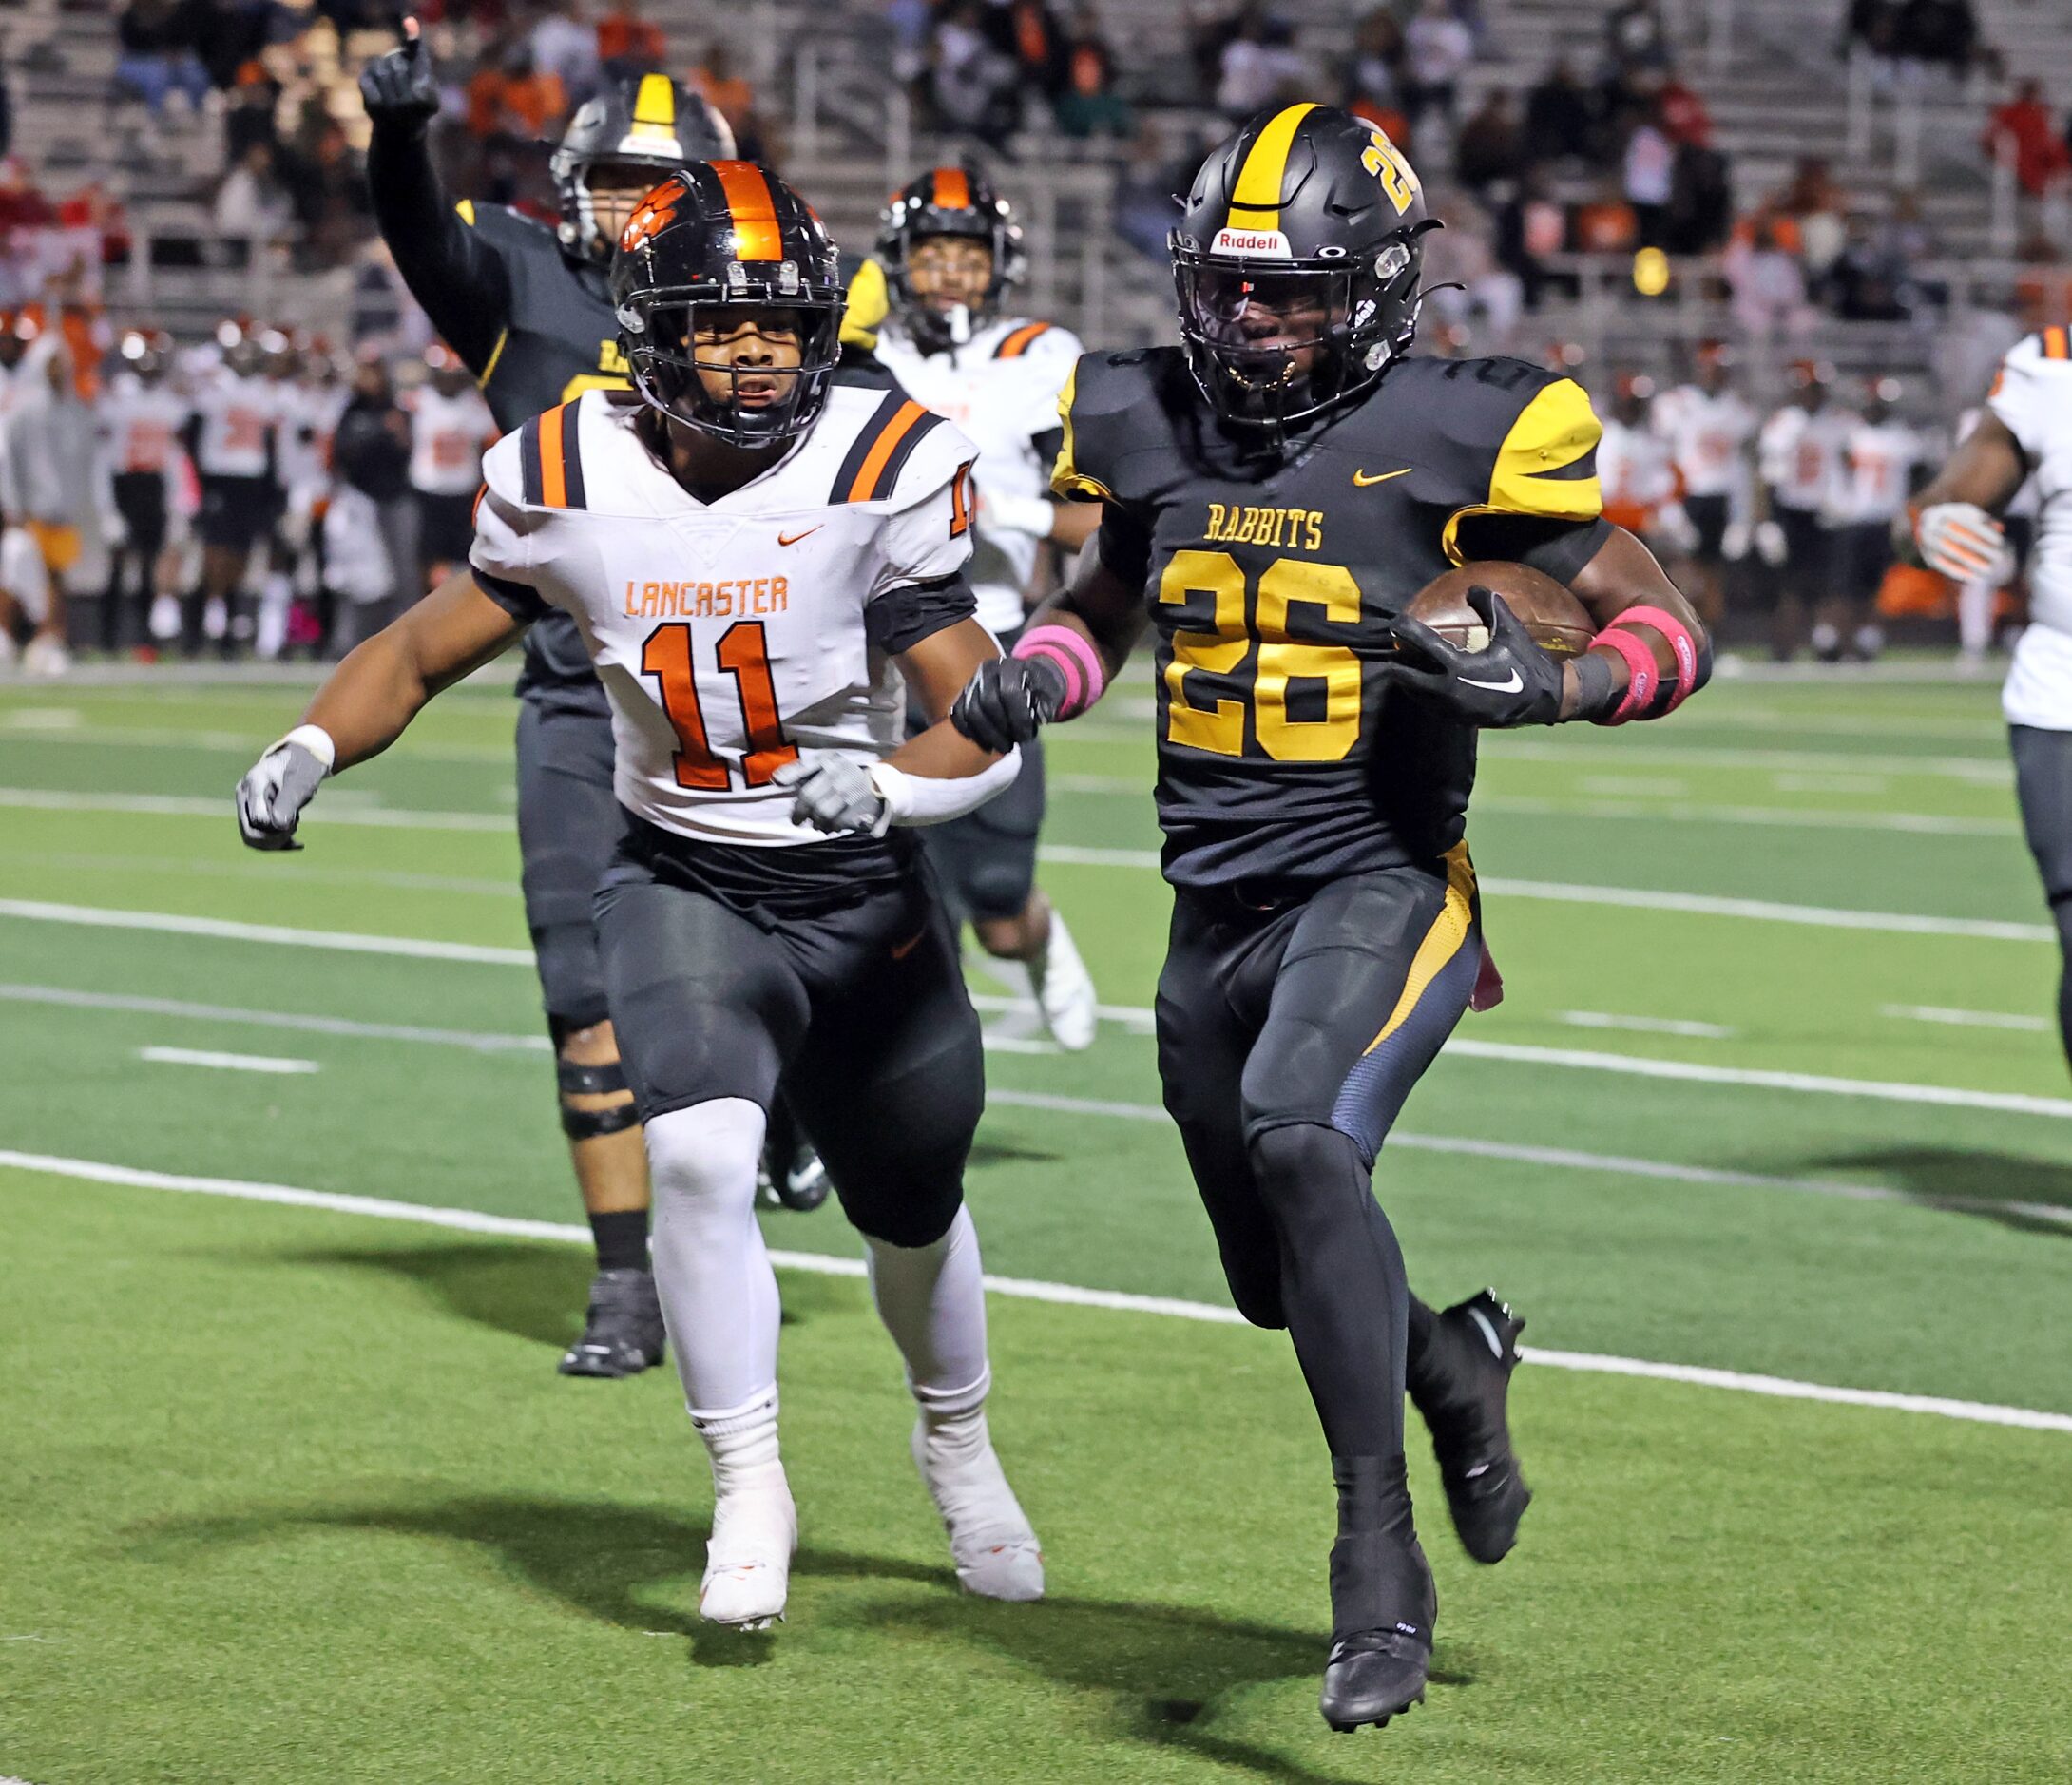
1225 101 1319 231
629 72 677 141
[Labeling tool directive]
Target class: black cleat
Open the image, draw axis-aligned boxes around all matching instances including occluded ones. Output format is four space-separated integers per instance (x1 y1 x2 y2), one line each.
769 1142 831 1213
558 1268 667 1378
1410 1290 1531 1564
1320 1454 1436 1733
1320 1629 1429 1732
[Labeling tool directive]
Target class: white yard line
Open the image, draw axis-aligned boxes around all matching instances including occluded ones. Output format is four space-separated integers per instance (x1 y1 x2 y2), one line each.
0 787 515 832
1882 1004 2054 1033
1492 738 2013 785
0 900 533 965
0 984 553 1052
2 1146 2064 1434
1558 1011 1736 1040
137 1046 319 1075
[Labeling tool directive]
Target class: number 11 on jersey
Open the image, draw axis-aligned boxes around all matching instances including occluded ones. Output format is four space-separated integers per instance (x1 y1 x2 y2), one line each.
642 622 798 790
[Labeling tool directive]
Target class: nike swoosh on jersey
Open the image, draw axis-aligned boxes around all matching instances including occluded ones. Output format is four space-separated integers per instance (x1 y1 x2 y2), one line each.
777 526 823 547
1461 668 1525 693
1352 467 1411 487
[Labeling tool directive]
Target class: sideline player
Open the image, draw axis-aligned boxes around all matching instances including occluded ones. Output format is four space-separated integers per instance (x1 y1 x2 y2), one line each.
951 105 1710 1732
1821 376 1916 663
238 164 1042 1629
361 24 736 1374
183 325 280 659
1911 325 2072 1075
868 167 1101 1047
1652 339 1754 627
407 345 497 588
1756 363 1852 662
97 330 184 654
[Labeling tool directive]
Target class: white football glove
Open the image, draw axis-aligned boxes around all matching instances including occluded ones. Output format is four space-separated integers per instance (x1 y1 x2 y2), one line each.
237 724 335 851
1754 519 1789 567
1916 501 2011 585
773 752 890 837
1720 517 1753 562
1652 500 1700 557
977 489 1056 542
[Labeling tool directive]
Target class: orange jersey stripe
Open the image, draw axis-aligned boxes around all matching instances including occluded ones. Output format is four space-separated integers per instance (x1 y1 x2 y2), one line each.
996 321 1050 358
537 404 568 508
847 399 927 502
931 166 972 210
2046 325 2070 360
709 160 782 260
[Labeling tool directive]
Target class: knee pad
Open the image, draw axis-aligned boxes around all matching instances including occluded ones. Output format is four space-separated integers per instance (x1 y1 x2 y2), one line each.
645 1099 765 1212
1248 1122 1372 1240
549 1016 638 1142
960 852 1036 925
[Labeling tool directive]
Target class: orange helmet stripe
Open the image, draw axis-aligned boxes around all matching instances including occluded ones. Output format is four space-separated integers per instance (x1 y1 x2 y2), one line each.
931 167 972 211
709 160 783 261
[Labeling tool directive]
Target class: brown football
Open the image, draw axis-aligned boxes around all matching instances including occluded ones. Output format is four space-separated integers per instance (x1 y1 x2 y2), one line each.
1404 561 1596 659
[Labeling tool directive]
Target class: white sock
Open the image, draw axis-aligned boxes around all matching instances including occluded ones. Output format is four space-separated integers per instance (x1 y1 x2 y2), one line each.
866 1203 991 1420
646 1098 780 1416
689 1385 785 1500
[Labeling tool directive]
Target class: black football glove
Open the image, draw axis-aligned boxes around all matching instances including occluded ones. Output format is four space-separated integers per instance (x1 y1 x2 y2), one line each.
359 17 441 139
1380 584 1565 728
950 654 1066 754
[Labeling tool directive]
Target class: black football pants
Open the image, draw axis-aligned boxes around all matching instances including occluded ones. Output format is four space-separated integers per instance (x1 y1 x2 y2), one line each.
2011 723 2072 1075
1156 852 1483 1460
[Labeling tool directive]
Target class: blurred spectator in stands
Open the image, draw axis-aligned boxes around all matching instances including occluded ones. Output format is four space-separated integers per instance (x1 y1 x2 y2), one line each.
597 0 667 81
1726 213 1813 336
1622 112 1674 246
1192 2 1291 106
1401 0 1474 133
1213 3 1307 120
1572 174 1639 253
279 119 370 271
532 1 601 107
2015 230 2072 325
930 0 1021 139
0 61 11 160
691 44 775 160
222 61 284 164
1525 56 1596 163
1353 8 1406 111
1822 211 1912 319
997 0 1068 104
1984 80 2070 197
1421 191 1523 343
215 143 295 243
1495 163 1568 306
1663 129 1732 252
1454 89 1523 195
1115 119 1186 259
1054 8 1131 138
1777 158 1848 280
1657 66 1712 145
468 44 567 147
1605 0 1670 74
1894 0 1978 75
1845 0 1901 63
116 0 212 115
329 353 416 649
192 1 272 92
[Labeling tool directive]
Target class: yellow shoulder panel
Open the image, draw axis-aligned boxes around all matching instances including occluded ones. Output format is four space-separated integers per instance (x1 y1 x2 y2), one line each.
1050 360 1115 503
840 259 889 351
1487 376 1602 521
455 199 476 226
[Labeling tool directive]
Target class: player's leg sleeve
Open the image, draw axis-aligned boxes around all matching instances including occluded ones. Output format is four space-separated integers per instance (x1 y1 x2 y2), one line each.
866 1202 990 1418
643 1098 778 1419
2011 723 2072 1071
786 896 981 1249
1155 892 1287 1329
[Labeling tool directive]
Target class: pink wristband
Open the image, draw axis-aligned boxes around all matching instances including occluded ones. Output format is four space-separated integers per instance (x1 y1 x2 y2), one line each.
1590 627 1657 725
1013 624 1106 719
1604 605 1700 716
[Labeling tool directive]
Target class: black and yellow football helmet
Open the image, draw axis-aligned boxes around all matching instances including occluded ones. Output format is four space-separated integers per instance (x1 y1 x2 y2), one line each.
1171 103 1438 428
550 73 736 263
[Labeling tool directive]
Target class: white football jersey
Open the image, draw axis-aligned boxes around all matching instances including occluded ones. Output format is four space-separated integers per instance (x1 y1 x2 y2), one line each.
1597 416 1679 528
471 386 978 845
873 314 1082 635
1988 329 2072 728
1759 402 1855 514
1828 418 1918 527
409 383 498 496
99 374 186 475
189 370 278 480
1653 383 1754 500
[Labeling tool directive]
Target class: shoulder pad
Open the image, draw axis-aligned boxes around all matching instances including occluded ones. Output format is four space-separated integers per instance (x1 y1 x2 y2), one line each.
1051 347 1179 503
828 386 973 507
460 200 561 256
485 393 594 511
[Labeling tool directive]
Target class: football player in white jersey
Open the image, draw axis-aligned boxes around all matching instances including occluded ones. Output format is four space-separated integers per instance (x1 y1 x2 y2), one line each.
96 330 185 654
1651 339 1754 625
236 163 1042 1631
184 324 281 657
1756 362 1854 661
407 344 498 587
864 168 1103 1048
1819 377 1917 662
1913 323 2072 1077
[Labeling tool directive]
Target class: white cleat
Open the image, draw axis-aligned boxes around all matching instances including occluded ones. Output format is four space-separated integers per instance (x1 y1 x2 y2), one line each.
699 1480 797 1631
22 635 69 678
1028 912 1097 1052
911 1413 1045 1602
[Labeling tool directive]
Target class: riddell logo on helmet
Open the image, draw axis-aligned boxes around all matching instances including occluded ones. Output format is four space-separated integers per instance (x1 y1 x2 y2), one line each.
1212 227 1292 258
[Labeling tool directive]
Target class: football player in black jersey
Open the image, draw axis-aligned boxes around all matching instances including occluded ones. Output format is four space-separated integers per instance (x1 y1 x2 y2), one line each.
361 24 739 1377
952 105 1711 1733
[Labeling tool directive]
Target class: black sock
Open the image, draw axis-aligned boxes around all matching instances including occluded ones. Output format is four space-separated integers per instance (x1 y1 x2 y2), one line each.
1406 1295 1434 1363
588 1208 650 1274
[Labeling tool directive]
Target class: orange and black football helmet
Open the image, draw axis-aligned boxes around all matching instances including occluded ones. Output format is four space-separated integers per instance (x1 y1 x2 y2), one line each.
876 165 1026 351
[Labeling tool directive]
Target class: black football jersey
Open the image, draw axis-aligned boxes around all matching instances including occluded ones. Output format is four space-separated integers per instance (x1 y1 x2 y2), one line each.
1056 347 1611 888
449 201 633 707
